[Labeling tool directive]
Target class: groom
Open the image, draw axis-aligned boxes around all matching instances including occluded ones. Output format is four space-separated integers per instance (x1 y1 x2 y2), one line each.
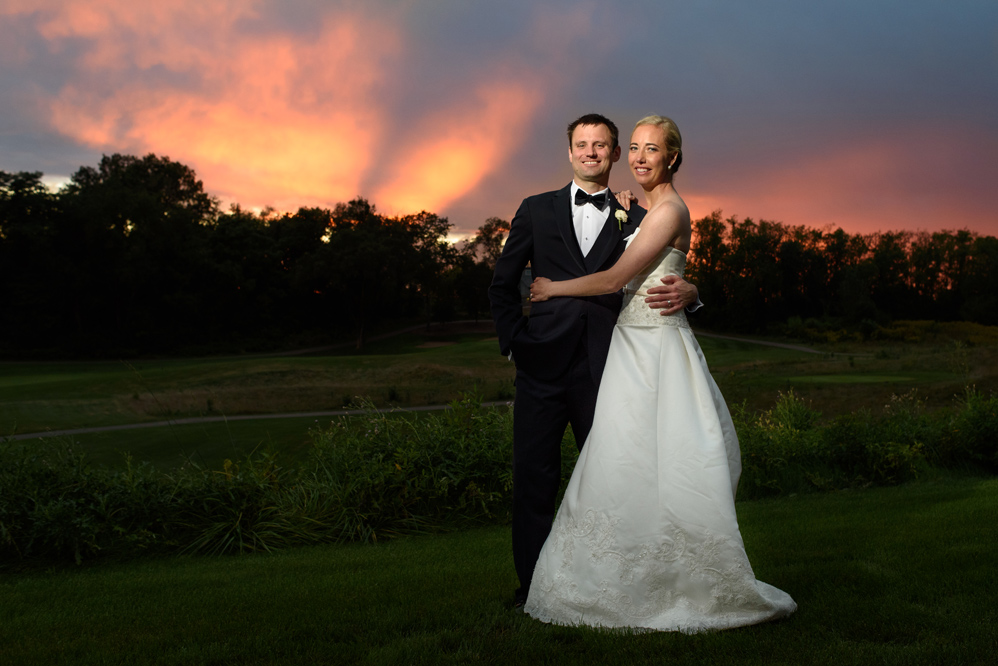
489 113 699 607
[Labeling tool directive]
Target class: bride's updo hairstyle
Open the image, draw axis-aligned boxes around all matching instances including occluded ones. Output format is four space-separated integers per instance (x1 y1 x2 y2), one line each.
634 115 682 173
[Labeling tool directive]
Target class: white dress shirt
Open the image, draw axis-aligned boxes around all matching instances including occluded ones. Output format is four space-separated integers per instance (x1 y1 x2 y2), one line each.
570 182 611 257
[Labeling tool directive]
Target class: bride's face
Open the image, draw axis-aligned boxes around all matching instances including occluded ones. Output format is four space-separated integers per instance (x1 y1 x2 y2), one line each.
628 124 671 187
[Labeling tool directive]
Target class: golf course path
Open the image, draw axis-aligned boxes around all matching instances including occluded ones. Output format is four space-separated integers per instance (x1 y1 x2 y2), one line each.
695 331 830 354
6 402 512 441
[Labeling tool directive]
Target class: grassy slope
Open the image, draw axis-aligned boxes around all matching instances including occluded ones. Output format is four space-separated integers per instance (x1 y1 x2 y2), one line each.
0 331 514 434
1 477 994 665
3 321 996 471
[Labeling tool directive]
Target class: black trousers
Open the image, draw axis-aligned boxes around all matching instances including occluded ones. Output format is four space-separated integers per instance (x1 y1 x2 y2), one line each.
511 338 600 601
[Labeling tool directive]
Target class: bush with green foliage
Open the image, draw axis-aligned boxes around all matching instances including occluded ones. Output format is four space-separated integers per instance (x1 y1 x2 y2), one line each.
293 395 515 543
1 389 995 567
0 393 522 565
735 388 996 498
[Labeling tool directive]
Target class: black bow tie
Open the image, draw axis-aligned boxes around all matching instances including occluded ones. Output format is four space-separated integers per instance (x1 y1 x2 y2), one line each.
574 189 608 209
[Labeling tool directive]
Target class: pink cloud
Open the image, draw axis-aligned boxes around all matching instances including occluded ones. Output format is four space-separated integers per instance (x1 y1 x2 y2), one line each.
681 128 998 236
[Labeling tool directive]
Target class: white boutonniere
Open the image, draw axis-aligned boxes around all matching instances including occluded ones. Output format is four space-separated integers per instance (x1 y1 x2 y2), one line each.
614 209 628 230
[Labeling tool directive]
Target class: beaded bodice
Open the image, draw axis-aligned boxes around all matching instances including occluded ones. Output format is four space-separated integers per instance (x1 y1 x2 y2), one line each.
616 230 689 329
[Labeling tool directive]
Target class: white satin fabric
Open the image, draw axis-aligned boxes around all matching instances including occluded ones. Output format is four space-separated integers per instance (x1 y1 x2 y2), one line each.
524 233 796 632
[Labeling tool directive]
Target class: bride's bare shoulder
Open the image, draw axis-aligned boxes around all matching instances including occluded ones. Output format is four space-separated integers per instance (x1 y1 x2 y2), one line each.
644 196 690 228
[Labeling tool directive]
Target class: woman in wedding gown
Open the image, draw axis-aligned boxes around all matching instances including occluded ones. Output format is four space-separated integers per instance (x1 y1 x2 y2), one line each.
524 116 796 632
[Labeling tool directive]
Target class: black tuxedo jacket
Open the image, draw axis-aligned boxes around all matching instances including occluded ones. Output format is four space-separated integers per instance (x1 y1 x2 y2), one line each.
489 184 644 382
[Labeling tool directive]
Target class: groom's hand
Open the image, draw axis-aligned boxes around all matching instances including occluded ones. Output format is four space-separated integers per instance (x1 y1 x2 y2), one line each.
645 277 698 316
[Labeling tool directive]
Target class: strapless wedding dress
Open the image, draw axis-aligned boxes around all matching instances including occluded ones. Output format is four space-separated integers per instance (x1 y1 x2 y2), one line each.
524 230 796 632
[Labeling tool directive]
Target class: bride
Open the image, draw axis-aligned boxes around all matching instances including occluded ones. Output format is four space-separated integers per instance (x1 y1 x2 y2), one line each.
524 116 796 632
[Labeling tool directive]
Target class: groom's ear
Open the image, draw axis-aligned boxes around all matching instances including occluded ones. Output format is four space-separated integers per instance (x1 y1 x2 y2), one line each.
611 145 621 162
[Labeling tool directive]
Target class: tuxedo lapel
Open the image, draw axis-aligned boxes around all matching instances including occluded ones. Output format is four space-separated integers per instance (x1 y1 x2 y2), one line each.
554 185 587 274
584 197 628 272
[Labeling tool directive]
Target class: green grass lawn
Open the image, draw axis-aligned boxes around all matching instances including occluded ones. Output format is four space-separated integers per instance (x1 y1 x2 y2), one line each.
45 410 459 470
701 336 991 418
2 323 997 662
789 374 917 383
0 327 514 435
1 476 994 665
50 415 331 469
3 323 997 471
0 330 803 471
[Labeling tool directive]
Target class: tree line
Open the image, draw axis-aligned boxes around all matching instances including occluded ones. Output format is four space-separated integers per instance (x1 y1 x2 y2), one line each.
1 153 995 357
0 154 507 356
685 212 998 334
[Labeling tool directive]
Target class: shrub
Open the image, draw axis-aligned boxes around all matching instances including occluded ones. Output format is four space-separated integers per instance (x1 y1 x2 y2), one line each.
169 453 296 556
2 387 995 567
0 392 517 565
301 393 514 543
938 387 998 471
0 444 178 563
735 390 939 499
864 390 931 484
736 391 830 498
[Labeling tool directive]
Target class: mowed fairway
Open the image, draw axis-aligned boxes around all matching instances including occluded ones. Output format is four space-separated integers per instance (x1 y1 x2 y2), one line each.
2 321 996 469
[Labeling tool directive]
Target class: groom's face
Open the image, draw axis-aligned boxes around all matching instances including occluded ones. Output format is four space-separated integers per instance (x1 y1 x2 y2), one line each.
568 123 620 188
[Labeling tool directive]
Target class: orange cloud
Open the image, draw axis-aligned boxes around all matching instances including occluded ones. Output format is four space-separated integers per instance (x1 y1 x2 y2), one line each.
1 0 607 223
371 81 542 215
6 0 397 207
2 1 606 224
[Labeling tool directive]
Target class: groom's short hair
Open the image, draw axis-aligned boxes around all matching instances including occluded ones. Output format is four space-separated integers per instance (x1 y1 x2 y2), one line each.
567 114 619 150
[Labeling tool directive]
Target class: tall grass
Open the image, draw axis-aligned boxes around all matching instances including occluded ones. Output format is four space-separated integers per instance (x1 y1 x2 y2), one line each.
0 393 523 566
2 388 995 567
735 387 997 498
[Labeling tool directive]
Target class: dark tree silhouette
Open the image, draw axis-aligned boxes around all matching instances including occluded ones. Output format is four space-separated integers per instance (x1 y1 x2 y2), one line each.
58 154 219 351
452 217 510 322
2 153 996 358
0 171 63 349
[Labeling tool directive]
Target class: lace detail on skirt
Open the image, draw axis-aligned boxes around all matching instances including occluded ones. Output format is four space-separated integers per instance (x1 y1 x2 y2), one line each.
527 508 769 630
616 290 690 329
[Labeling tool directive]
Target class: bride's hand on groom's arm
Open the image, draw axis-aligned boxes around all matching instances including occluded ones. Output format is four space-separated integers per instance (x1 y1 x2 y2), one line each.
530 277 554 302
645 277 699 315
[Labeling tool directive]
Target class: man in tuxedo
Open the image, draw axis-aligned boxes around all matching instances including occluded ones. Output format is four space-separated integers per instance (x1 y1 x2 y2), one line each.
489 113 699 607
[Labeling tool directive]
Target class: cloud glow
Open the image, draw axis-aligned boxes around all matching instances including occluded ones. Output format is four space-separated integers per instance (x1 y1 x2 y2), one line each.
1 1 995 236
372 82 542 215
3 0 547 217
690 127 997 235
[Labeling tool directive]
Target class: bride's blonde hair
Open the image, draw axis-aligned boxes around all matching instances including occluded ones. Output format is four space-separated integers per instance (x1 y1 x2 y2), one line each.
634 115 683 173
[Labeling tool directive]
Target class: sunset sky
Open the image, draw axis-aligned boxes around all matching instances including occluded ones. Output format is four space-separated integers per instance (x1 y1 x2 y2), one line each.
1 0 996 238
